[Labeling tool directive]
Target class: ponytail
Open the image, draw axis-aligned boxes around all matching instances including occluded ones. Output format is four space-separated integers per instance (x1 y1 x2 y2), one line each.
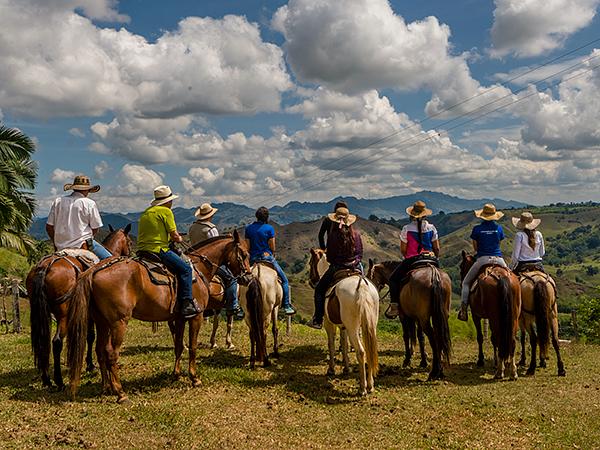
416 217 424 253
524 228 537 250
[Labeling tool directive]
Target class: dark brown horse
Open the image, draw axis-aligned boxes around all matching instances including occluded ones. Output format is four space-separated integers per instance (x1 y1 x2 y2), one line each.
460 251 521 379
367 259 429 369
67 232 251 403
26 224 132 388
368 259 451 380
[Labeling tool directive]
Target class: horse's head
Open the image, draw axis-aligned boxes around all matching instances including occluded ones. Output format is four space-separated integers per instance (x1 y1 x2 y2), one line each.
224 230 252 284
308 248 326 288
366 259 387 291
460 250 475 281
103 223 133 256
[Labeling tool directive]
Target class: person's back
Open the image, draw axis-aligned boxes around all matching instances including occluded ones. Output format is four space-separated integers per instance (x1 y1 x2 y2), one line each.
245 221 275 261
401 220 437 258
137 205 175 253
510 212 545 273
188 203 220 247
471 220 504 258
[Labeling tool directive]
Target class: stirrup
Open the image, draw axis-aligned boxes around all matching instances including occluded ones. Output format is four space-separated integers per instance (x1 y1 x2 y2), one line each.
457 305 468 322
385 303 400 319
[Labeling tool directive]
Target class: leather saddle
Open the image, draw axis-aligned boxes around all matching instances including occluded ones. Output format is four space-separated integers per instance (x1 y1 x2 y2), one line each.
325 269 364 326
53 248 100 272
396 256 439 296
470 264 510 294
134 251 176 286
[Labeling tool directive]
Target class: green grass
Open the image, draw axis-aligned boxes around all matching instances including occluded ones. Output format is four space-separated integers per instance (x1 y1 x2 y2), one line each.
0 247 29 279
0 299 599 449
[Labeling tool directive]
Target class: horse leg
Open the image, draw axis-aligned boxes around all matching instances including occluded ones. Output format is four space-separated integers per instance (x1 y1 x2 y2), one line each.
188 317 202 387
348 329 367 396
86 318 96 372
518 325 527 367
171 319 185 380
107 320 128 404
95 322 111 395
270 310 279 358
551 318 566 376
225 314 235 350
401 317 414 368
262 325 271 368
210 311 219 349
474 316 485 367
526 323 537 376
341 328 350 375
286 315 292 337
325 320 336 376
417 324 428 369
249 332 256 369
423 322 443 381
52 318 67 389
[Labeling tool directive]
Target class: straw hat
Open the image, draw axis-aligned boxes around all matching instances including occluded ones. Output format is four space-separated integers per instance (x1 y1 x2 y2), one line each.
151 185 179 206
195 202 218 220
474 203 504 221
512 212 541 230
63 175 100 193
406 200 432 218
328 207 357 226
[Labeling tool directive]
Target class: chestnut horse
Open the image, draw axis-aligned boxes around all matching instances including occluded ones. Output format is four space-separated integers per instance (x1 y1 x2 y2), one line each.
368 259 452 380
366 259 429 369
460 251 521 379
517 271 566 376
67 232 251 403
26 224 132 389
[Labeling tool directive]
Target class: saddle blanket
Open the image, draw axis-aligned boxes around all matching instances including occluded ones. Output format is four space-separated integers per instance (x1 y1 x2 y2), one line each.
55 249 99 266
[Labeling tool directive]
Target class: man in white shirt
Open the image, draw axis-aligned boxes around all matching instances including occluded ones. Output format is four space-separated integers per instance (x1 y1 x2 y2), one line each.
46 175 112 260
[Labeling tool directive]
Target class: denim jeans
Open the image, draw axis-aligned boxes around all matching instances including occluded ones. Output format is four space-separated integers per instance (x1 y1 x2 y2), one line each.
313 265 338 322
91 239 112 260
159 249 193 301
216 265 240 311
251 255 291 307
460 255 508 306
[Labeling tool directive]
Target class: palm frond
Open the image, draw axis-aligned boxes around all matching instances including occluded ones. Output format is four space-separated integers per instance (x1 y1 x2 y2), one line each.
0 124 36 161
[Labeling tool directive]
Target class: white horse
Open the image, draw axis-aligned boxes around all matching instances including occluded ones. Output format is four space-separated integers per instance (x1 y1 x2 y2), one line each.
309 249 380 395
239 263 282 368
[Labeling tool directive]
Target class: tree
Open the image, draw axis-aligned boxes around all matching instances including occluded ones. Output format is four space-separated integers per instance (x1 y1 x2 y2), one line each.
0 124 37 255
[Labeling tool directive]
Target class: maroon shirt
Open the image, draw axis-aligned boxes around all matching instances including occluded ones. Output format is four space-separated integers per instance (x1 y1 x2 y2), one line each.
326 225 363 267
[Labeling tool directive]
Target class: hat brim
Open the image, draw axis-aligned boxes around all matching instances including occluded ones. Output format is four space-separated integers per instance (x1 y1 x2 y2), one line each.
195 207 218 219
151 194 179 206
64 184 100 193
328 212 357 226
512 216 541 230
474 209 504 221
406 206 432 218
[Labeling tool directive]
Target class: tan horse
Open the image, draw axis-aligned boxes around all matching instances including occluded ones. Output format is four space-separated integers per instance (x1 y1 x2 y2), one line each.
308 249 379 396
368 259 452 380
67 232 251 403
238 263 282 368
517 271 566 376
26 224 132 389
460 251 521 379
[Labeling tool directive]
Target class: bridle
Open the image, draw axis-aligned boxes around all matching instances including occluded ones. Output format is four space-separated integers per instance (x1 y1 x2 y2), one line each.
183 240 252 284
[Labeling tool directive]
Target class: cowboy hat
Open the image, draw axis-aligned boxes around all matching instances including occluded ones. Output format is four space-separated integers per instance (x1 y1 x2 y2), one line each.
195 202 218 220
328 207 357 226
406 200 432 218
63 175 100 193
512 212 541 230
151 185 179 206
474 203 504 221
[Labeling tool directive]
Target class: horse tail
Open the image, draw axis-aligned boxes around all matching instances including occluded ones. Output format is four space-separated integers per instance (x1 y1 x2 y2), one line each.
29 268 51 375
359 280 379 376
247 278 266 362
66 269 93 397
497 275 516 361
534 279 550 357
431 269 452 364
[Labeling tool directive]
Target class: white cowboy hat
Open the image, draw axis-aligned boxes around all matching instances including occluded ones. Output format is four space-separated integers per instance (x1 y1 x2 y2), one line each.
328 207 357 226
474 203 504 221
63 175 100 193
512 211 541 230
194 202 218 220
406 200 432 218
151 185 179 206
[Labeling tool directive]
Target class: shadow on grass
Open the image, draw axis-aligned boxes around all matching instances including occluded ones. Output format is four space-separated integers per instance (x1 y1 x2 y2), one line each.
120 345 173 356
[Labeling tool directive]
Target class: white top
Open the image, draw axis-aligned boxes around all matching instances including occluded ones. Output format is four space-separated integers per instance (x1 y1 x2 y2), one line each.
46 192 103 250
510 230 545 268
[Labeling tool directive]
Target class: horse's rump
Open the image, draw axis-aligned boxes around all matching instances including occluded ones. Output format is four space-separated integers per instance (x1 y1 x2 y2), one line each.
326 295 343 325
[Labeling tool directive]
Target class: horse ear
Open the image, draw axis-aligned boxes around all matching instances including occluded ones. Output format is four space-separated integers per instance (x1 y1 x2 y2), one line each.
461 250 466 259
310 248 316 256
233 229 240 243
123 223 132 235
108 224 114 232
368 258 374 269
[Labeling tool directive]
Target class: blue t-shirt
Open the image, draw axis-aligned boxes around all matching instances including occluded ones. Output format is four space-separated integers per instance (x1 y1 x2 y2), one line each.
244 221 275 260
470 221 504 258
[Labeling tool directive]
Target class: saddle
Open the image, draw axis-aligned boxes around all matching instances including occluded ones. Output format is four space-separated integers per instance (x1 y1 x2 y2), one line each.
397 256 439 294
53 248 100 271
515 262 545 275
470 264 511 294
325 269 364 326
134 251 175 286
518 270 557 298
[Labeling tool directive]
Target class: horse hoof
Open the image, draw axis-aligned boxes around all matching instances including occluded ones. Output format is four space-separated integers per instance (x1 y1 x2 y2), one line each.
367 386 375 394
539 360 547 368
270 352 280 359
117 396 130 405
358 390 367 397
226 344 235 350
191 378 202 387
419 360 428 369
477 359 485 367
558 368 566 377
525 368 535 376
517 359 526 367
326 368 335 377
402 360 411 368
509 374 518 381
210 344 218 349
263 360 271 368
494 373 503 380
342 367 351 375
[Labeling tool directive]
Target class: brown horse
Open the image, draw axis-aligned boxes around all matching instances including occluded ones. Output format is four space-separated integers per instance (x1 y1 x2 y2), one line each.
517 271 566 376
67 232 251 403
205 278 236 349
26 224 132 389
366 259 429 369
368 259 451 380
460 251 521 379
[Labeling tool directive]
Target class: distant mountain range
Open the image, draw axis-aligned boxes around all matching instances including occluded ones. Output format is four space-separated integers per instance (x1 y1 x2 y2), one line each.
29 190 528 239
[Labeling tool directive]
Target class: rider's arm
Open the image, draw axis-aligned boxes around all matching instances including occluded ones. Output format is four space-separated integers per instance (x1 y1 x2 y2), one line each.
432 240 440 257
91 228 99 237
400 241 408 257
471 240 478 253
268 237 276 253
539 232 546 258
46 223 55 240
318 218 328 250
170 230 183 243
510 233 521 269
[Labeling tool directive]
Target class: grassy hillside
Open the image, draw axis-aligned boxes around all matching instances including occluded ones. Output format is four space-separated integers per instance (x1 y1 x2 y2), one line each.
0 247 30 279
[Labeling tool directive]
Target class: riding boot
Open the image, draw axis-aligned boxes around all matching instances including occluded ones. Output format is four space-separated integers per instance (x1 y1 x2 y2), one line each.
457 302 468 322
180 298 200 319
385 303 400 319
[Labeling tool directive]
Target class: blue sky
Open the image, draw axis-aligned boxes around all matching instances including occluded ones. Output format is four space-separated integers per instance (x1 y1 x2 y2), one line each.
1 0 600 214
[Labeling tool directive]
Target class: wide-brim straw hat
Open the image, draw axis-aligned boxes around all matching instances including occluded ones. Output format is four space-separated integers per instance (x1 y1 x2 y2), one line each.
406 200 432 218
474 203 504 221
328 207 357 226
195 202 218 220
512 212 541 230
151 185 179 206
64 175 100 193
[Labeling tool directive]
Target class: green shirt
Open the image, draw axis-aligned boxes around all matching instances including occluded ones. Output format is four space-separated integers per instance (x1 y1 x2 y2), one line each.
137 205 177 253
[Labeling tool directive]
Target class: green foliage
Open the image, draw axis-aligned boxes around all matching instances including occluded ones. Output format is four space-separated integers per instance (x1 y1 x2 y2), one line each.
578 293 600 343
545 225 600 266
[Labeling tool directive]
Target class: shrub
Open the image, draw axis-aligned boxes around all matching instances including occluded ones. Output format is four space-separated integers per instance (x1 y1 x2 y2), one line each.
578 293 600 343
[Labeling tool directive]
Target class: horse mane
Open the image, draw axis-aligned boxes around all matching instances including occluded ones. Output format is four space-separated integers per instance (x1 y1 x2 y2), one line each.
188 235 232 252
380 260 400 270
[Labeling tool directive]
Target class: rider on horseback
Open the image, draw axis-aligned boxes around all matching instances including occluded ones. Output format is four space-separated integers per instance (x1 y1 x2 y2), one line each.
308 206 363 329
458 203 508 321
510 212 545 274
137 185 200 319
244 207 296 316
46 175 112 260
385 200 440 319
189 203 244 320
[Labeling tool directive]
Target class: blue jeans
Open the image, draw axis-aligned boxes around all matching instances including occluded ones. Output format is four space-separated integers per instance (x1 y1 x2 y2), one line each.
159 249 193 301
251 255 291 308
91 240 112 260
216 265 240 311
